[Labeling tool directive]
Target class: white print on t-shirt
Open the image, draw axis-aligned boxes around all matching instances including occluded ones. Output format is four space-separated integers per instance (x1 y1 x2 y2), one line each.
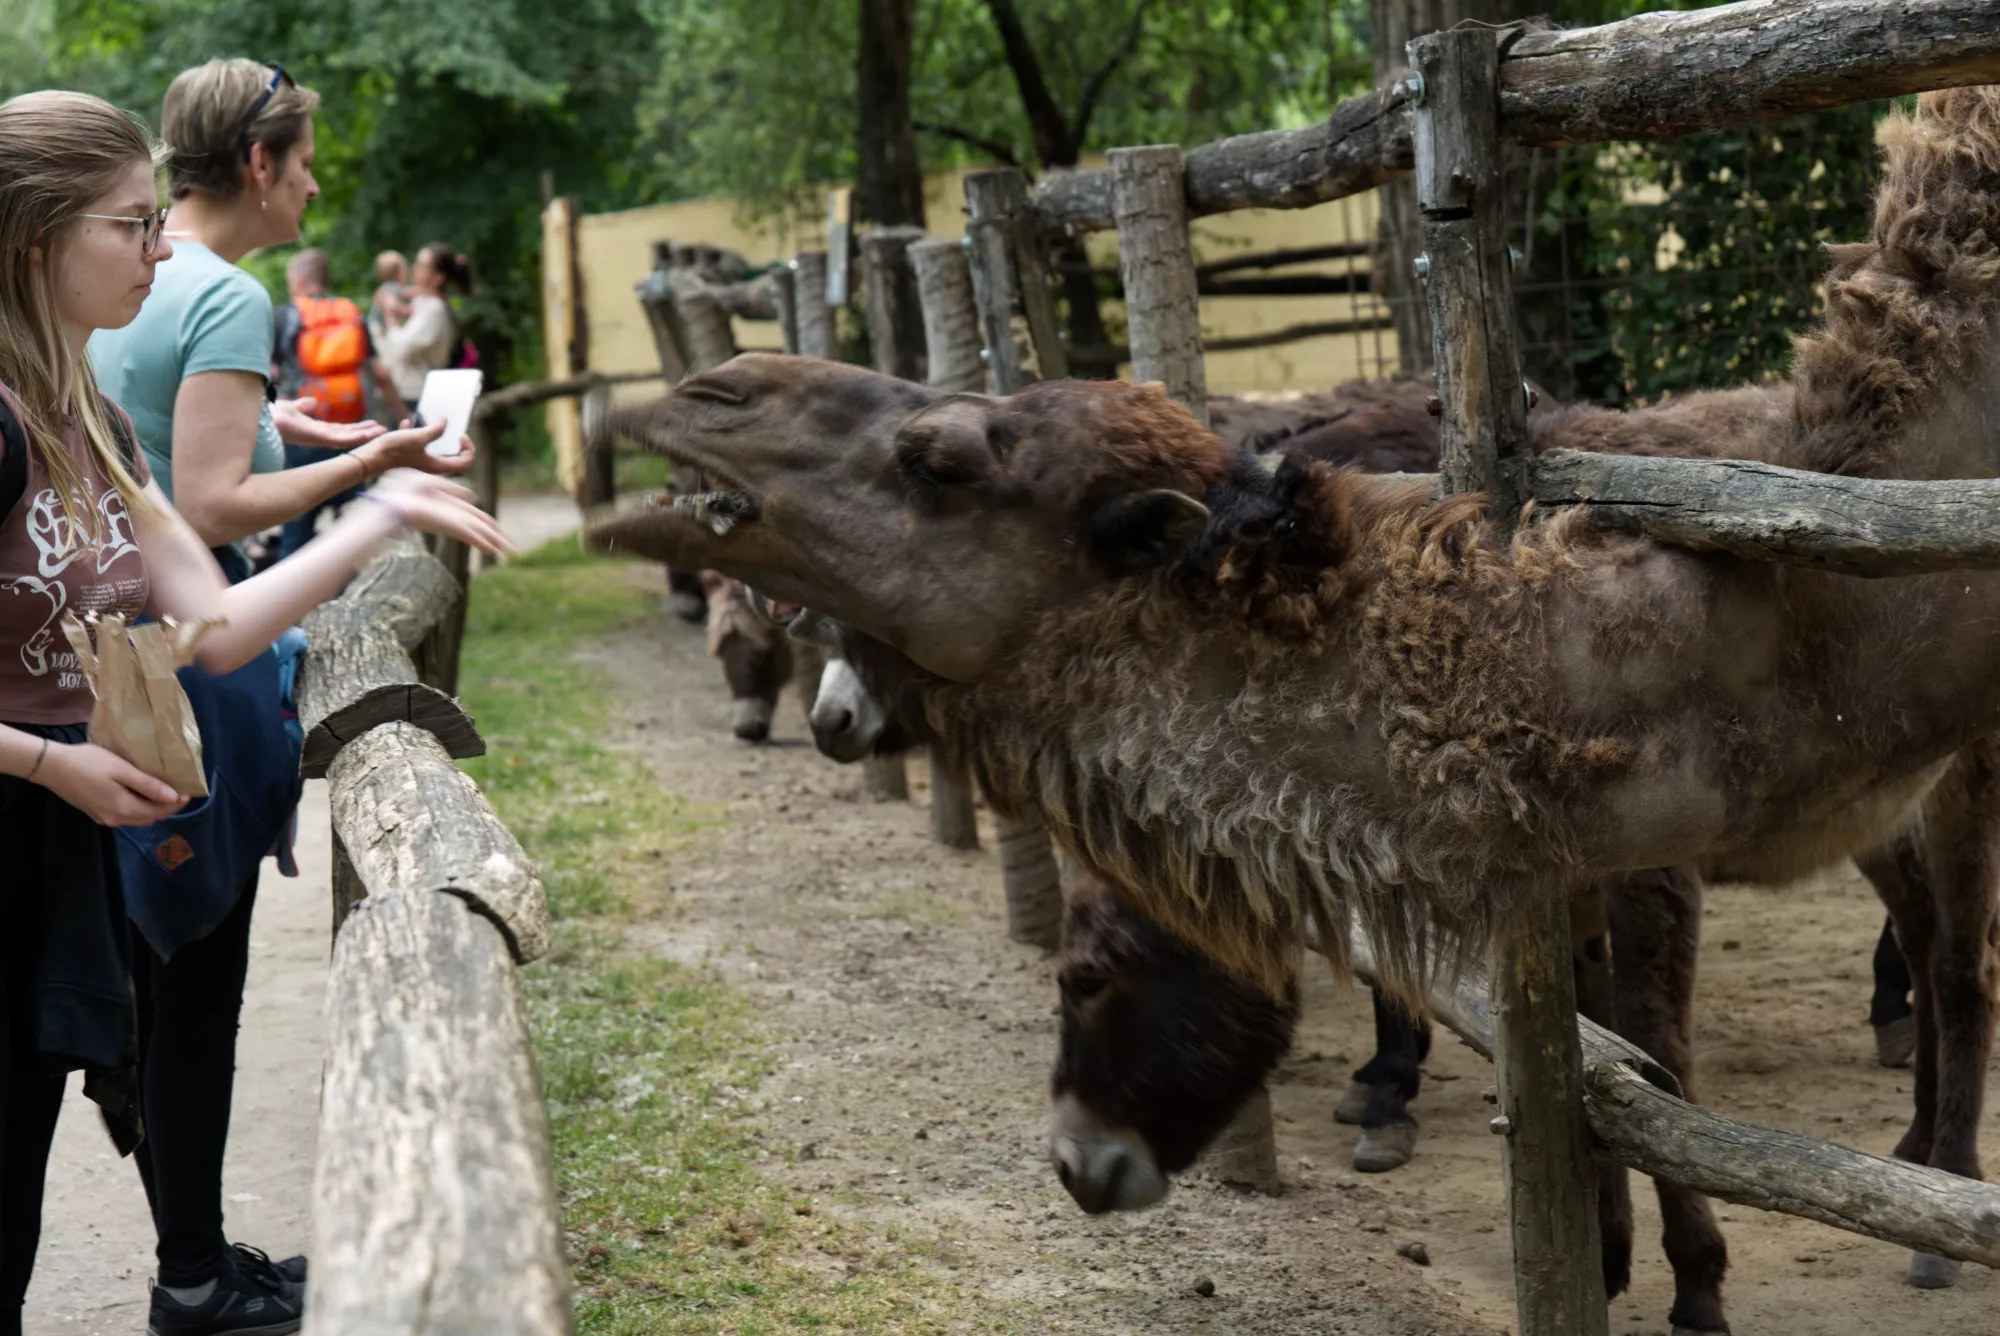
4 484 144 688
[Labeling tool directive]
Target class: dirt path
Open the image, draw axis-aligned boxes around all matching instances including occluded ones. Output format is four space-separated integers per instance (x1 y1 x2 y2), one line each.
596 573 1999 1336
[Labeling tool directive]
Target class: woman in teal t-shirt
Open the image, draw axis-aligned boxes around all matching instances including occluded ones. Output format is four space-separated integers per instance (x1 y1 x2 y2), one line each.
86 59 481 1334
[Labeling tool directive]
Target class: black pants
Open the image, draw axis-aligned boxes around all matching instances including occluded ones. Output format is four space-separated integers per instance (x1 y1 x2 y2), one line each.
130 873 258 1288
1 910 68 1336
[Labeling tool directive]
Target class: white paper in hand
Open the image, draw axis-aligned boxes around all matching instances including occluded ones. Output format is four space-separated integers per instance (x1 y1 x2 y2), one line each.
414 369 483 458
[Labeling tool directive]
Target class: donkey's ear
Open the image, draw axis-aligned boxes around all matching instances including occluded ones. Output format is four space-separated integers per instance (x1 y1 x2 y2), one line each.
1089 488 1211 571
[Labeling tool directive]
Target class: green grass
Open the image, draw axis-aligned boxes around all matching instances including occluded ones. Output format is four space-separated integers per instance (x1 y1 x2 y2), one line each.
458 543 996 1334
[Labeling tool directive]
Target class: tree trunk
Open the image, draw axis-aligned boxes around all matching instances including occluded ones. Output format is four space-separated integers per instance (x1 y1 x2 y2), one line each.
856 0 927 227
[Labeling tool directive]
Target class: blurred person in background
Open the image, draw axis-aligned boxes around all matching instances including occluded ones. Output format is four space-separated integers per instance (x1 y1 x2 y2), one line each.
269 248 400 557
378 243 474 415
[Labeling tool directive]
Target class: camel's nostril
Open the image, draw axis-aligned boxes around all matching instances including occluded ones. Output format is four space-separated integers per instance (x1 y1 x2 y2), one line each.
834 709 855 735
1056 1158 1075 1190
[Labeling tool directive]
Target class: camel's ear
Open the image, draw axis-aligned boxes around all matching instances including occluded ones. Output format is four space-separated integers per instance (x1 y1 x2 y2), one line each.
1089 488 1211 571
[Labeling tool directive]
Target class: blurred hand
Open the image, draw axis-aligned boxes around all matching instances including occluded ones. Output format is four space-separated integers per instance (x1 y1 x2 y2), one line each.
372 470 516 560
37 742 187 826
272 398 388 450
357 419 477 478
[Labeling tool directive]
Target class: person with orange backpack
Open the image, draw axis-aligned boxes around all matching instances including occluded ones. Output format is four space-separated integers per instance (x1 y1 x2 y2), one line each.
270 249 400 557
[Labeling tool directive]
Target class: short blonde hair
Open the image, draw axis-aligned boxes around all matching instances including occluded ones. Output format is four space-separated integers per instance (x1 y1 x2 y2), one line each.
374 250 407 283
161 59 319 201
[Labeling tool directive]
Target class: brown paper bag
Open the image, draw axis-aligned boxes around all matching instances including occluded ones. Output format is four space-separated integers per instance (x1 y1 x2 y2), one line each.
60 610 221 798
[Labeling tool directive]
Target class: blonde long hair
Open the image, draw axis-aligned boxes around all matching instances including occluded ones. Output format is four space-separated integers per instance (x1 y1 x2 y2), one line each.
0 89 161 545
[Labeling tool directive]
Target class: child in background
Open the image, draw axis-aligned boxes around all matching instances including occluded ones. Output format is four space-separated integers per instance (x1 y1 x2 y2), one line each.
367 249 410 343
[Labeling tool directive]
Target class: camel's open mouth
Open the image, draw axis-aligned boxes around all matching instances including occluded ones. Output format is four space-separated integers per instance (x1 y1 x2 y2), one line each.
745 587 805 629
650 462 760 537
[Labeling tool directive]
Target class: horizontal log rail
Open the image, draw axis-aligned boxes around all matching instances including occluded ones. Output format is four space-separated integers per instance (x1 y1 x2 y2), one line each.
474 368 667 419
302 547 569 1333
1030 0 2000 238
1067 313 1396 368
1531 451 2000 577
297 538 483 777
1336 923 2000 1270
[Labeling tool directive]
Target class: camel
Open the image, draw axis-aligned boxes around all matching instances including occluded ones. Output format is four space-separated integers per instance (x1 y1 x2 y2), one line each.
592 87 2000 1296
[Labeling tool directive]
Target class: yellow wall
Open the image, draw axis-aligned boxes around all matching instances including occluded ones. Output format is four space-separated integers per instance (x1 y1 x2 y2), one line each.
570 162 1402 398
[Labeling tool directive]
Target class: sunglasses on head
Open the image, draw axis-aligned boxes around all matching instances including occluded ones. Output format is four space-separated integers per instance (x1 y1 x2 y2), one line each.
237 62 293 164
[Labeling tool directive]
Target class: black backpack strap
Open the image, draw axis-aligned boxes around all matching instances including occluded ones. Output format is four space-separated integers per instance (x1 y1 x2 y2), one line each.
0 394 27 522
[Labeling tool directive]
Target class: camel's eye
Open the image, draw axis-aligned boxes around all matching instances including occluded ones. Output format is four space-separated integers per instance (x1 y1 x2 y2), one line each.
896 442 983 491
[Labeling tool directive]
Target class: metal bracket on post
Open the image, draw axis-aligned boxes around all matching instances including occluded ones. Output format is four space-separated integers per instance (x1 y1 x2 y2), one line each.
1410 26 1607 1336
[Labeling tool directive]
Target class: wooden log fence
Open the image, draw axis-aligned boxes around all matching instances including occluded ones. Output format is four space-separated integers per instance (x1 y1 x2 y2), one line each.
1027 0 2000 240
302 539 568 1334
1338 925 2000 1273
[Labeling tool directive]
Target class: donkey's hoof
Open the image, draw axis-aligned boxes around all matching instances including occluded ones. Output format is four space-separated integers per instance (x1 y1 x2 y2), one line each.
1908 1251 1961 1289
1875 1015 1917 1068
1333 1081 1373 1126
1353 1122 1418 1173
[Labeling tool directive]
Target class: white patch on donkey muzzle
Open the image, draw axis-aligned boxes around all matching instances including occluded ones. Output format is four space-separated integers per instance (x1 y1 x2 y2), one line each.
810 657 885 763
1047 1093 1169 1214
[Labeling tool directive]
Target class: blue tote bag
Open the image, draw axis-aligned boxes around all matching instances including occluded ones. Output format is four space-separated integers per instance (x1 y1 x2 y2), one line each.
115 627 306 960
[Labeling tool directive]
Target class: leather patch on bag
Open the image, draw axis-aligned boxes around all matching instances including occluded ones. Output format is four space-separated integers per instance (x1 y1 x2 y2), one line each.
154 835 195 871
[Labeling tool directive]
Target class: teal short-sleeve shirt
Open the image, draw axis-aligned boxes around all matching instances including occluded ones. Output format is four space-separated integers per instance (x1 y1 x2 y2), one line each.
89 239 286 510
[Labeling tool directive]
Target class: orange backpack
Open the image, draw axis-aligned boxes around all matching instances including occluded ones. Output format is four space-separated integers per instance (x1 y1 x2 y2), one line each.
293 294 369 423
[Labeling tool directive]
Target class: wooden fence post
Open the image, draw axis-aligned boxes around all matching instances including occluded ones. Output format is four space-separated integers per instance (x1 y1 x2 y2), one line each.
1110 145 1208 425
909 238 987 393
963 168 1070 386
894 234 984 850
793 251 836 361
677 287 738 373
962 169 1074 948
1412 27 1605 1336
861 226 929 381
1111 141 1278 1193
578 378 616 512
773 263 801 355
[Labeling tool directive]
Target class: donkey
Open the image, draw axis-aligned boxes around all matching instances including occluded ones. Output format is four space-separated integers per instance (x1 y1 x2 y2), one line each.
700 571 822 741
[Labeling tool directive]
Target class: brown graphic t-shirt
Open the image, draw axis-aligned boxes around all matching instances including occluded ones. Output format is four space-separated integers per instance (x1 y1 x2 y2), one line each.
0 381 153 724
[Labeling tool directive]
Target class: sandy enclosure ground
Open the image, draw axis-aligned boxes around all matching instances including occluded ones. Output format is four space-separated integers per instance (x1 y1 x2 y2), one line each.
596 570 1999 1336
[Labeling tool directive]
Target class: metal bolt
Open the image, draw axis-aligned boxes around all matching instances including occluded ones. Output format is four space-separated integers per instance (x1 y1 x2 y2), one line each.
1509 245 1524 271
1489 1115 1513 1136
979 347 991 365
1413 254 1431 281
1402 73 1425 105
960 234 974 252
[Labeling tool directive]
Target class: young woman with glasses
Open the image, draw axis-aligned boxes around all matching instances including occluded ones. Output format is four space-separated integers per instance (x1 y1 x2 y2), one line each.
0 86 509 1336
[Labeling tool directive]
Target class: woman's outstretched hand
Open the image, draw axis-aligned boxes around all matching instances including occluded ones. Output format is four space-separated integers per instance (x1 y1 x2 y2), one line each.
37 742 187 826
272 397 388 450
371 470 516 560
357 419 477 478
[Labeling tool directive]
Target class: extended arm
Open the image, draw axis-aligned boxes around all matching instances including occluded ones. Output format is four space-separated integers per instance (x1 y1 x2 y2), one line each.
170 371 473 546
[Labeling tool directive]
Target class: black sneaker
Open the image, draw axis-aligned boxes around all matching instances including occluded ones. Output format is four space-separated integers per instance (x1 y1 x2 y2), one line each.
146 1246 304 1336
230 1243 306 1287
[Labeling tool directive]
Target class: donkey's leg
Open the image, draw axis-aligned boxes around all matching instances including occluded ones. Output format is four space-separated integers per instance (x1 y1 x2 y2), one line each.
1857 831 1958 1287
1570 885 1636 1307
1907 743 2000 1287
1856 839 1941 1168
1609 867 1730 1335
1346 992 1427 1172
1871 915 1918 1067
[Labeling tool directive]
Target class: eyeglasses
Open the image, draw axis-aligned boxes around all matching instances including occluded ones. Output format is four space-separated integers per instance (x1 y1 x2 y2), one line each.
75 207 170 257
237 63 293 164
